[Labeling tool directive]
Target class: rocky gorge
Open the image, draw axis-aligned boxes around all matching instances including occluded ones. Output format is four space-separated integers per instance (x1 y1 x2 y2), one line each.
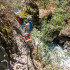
0 0 70 70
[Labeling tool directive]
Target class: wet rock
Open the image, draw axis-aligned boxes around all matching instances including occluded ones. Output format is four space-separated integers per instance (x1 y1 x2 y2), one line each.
63 41 70 51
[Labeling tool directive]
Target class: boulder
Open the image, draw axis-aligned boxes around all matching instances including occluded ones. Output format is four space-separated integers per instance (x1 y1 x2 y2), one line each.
39 2 57 18
60 17 70 37
63 41 70 51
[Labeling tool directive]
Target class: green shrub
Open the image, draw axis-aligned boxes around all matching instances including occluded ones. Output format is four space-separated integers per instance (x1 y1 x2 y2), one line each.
40 10 70 41
30 28 40 40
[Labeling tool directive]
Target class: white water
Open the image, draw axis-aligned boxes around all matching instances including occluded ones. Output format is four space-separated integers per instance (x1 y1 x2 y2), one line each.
51 46 70 67
35 38 70 68
35 38 44 47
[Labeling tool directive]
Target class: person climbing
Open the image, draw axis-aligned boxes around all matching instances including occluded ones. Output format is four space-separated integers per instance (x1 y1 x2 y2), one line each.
19 33 34 59
25 16 33 33
16 15 24 29
25 22 30 33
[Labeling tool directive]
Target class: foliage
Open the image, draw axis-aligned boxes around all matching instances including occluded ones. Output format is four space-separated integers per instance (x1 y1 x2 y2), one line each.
40 23 52 41
30 28 40 40
20 6 33 19
40 0 70 42
55 8 64 13
4 25 12 36
39 0 50 7
20 10 33 22
38 0 67 7
20 11 32 18
36 0 70 69
58 0 67 9
19 3 39 24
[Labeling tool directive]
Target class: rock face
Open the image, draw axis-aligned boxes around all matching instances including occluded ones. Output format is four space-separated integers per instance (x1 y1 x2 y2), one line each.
60 18 70 37
39 2 57 18
59 17 70 50
0 5 36 70
0 5 22 69
0 45 8 70
10 35 35 70
63 41 70 51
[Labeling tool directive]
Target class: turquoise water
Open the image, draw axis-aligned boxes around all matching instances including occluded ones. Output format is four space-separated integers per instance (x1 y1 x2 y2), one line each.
43 40 63 50
49 43 63 50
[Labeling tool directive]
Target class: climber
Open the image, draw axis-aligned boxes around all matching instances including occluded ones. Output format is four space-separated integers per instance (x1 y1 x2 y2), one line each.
25 22 30 33
19 33 34 59
16 15 24 29
25 16 33 33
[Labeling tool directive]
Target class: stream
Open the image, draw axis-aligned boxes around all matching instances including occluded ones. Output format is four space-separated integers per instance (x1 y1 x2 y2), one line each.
35 38 70 69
